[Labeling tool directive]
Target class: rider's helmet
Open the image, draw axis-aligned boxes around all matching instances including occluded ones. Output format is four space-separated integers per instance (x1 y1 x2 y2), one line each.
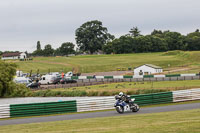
119 92 123 96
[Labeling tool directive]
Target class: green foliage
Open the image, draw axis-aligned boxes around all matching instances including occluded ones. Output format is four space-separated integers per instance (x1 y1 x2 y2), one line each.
43 44 54 56
58 42 75 56
37 41 41 50
102 42 113 54
8 82 32 97
32 88 170 97
0 61 32 97
185 29 200 50
129 26 141 37
0 61 17 97
75 20 114 54
164 32 185 50
111 36 135 54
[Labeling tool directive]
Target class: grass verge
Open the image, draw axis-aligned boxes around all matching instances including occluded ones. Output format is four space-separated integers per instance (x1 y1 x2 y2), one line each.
32 80 200 97
0 108 200 133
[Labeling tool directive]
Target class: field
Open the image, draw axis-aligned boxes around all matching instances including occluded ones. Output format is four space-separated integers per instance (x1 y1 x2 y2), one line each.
1 109 200 133
7 51 200 74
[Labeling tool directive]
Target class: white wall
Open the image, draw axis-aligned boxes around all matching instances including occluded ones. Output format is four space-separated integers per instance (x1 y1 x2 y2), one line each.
20 53 27 59
134 65 163 75
1 56 19 60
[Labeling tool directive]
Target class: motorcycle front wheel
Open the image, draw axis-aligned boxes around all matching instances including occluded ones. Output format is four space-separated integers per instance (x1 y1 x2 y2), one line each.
116 106 124 114
132 104 140 112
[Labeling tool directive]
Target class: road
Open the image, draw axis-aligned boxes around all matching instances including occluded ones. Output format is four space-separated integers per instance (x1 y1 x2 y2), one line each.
0 102 200 126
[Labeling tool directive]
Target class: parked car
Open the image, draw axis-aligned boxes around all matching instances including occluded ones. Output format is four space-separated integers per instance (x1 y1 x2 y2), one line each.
60 78 77 84
14 77 31 85
52 76 62 84
27 82 41 89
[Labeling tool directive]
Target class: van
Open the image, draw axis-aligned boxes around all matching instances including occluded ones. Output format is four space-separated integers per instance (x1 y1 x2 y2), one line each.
39 75 57 85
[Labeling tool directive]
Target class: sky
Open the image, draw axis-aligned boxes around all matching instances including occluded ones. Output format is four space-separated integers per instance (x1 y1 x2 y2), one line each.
0 0 200 52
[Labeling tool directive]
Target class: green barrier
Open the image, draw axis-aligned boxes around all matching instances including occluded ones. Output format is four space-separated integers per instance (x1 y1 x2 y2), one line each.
71 76 78 79
123 75 133 78
166 74 181 77
104 76 113 79
87 76 94 79
143 75 154 78
131 92 173 106
10 100 77 117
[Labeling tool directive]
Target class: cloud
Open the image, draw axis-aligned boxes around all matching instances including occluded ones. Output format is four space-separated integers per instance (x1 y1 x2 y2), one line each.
0 0 200 52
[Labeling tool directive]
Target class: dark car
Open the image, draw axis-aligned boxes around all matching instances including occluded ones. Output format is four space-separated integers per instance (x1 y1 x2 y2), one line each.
52 76 62 84
27 82 41 89
60 78 77 84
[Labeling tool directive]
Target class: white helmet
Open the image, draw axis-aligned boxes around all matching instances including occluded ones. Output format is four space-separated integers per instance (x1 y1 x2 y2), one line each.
119 92 123 96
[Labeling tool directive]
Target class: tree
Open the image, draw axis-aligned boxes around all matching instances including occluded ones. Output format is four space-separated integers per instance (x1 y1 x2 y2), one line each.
37 41 41 50
43 44 54 56
32 41 43 56
111 36 135 54
150 35 168 52
102 42 113 54
75 20 114 54
164 32 185 50
129 27 141 37
151 29 164 38
134 36 153 53
54 48 61 56
0 61 17 97
59 42 75 56
185 30 200 50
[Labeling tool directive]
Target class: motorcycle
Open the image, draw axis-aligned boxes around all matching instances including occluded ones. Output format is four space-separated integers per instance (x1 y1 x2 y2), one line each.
114 95 140 114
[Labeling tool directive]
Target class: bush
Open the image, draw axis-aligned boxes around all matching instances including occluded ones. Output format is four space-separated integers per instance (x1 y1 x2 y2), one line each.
8 82 32 97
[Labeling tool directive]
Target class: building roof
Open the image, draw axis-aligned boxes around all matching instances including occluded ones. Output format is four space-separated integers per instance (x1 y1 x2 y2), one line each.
2 52 21 57
135 64 162 69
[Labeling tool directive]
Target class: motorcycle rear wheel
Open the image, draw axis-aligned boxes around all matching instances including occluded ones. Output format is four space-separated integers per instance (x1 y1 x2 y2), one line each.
116 106 124 114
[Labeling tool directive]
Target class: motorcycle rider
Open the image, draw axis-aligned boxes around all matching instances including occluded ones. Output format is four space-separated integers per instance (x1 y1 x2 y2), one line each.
118 92 133 106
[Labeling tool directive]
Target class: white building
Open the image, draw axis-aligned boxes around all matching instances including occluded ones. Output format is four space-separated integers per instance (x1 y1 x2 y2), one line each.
134 64 163 75
1 52 27 60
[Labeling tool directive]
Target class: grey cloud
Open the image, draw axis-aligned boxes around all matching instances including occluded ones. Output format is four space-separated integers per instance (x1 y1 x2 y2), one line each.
0 0 200 52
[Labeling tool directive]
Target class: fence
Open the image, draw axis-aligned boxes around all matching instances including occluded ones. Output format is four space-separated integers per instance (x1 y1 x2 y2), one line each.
0 104 10 119
173 88 200 102
76 97 115 112
10 100 77 117
1 88 200 119
41 73 200 89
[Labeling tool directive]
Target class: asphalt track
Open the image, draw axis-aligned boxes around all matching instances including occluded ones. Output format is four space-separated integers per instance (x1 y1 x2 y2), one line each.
0 102 200 126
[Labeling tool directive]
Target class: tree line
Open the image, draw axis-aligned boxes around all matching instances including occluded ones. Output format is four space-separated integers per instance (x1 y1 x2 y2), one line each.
33 20 200 56
32 41 75 56
103 29 200 54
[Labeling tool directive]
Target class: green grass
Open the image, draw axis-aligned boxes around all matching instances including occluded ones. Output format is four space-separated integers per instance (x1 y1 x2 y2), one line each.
31 80 200 97
8 51 200 73
51 80 200 93
1 108 200 133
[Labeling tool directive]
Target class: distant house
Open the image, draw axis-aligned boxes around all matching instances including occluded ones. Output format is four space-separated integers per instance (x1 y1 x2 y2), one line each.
1 52 27 60
134 64 163 75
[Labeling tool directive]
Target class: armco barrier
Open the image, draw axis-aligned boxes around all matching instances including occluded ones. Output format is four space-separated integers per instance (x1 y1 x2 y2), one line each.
173 88 200 102
10 100 77 117
76 97 115 112
131 92 173 105
71 73 200 80
76 92 173 112
0 104 10 118
1 88 200 119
